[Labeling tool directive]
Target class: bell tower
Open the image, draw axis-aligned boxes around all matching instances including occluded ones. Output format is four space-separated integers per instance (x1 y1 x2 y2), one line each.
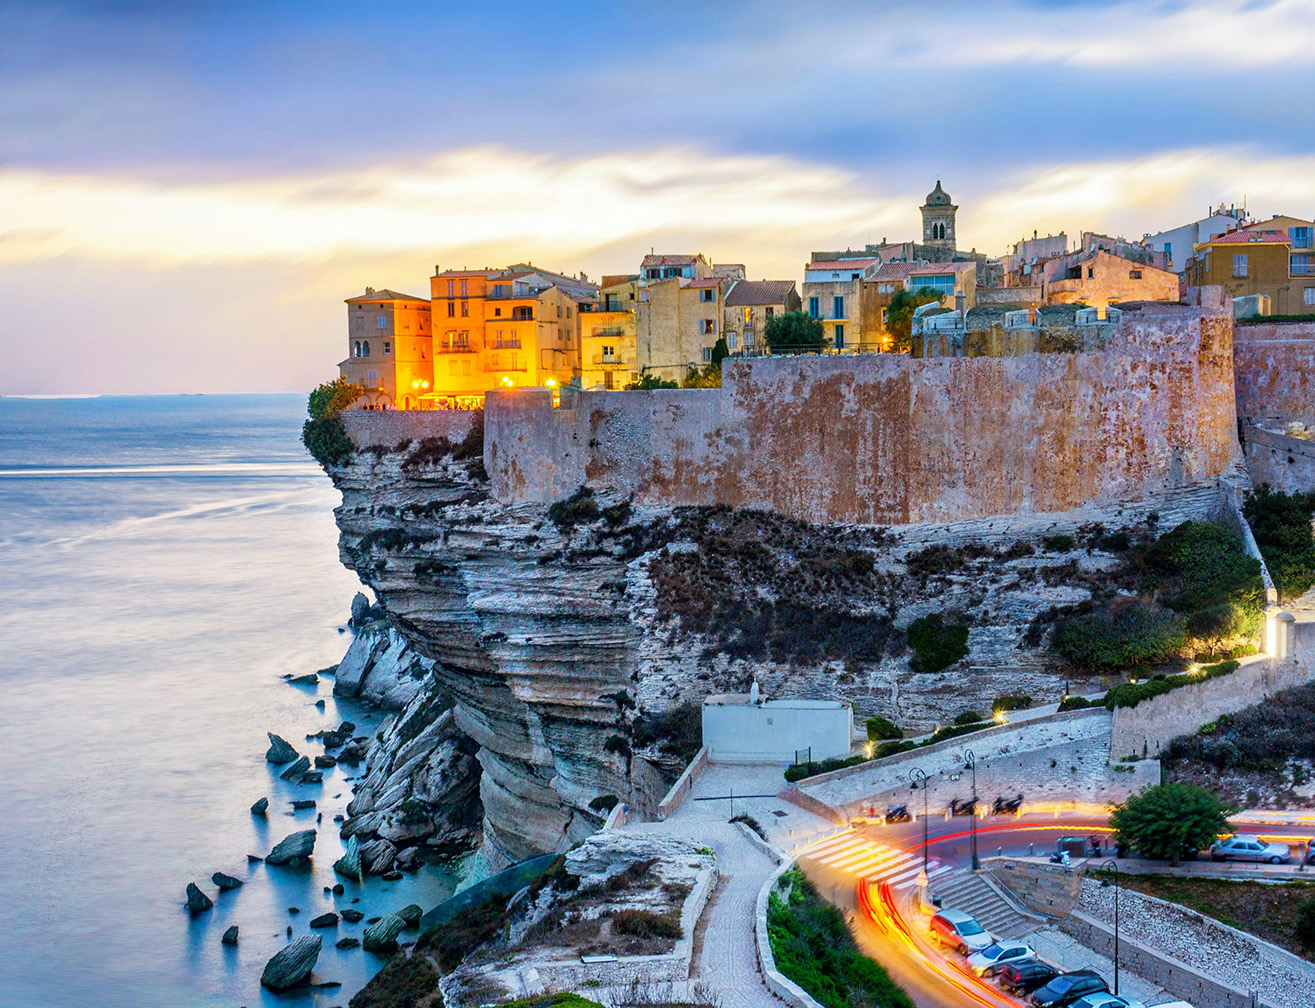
920 180 958 250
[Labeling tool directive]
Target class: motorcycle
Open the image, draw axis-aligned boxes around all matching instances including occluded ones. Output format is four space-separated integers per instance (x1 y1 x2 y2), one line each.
884 802 911 824
992 793 1024 815
948 797 978 817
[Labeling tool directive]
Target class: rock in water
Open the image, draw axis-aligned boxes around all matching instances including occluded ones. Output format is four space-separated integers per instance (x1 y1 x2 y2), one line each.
335 937 360 950
395 904 423 928
350 591 370 626
185 883 213 914
336 740 366 765
265 733 299 764
314 755 337 769
287 673 319 686
211 872 243 890
333 836 362 881
362 913 406 953
280 755 312 781
309 912 339 928
358 838 397 876
340 908 364 923
265 829 316 866
247 854 264 863
221 925 239 946
250 796 269 816
298 770 324 784
260 934 321 991
291 799 317 810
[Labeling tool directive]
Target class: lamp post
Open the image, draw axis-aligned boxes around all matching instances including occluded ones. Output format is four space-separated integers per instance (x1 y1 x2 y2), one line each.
965 748 979 871
1100 859 1120 995
908 766 929 875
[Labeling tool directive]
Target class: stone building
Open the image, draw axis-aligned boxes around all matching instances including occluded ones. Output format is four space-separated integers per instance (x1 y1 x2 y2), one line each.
801 254 882 351
1143 203 1249 274
338 289 433 409
721 279 801 353
920 180 958 249
862 260 977 347
578 276 639 389
635 274 728 379
1039 248 1179 310
1188 228 1313 315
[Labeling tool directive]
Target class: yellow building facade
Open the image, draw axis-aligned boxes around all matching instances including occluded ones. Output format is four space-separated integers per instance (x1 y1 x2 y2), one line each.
338 289 433 409
579 277 639 389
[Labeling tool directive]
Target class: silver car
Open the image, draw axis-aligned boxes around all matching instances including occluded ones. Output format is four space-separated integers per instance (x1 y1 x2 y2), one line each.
1210 835 1291 864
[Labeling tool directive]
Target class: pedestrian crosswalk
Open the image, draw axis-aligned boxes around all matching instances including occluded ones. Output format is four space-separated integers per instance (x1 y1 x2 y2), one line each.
797 830 952 891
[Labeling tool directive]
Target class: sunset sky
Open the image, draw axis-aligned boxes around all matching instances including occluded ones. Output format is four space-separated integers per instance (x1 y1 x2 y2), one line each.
5 0 1315 394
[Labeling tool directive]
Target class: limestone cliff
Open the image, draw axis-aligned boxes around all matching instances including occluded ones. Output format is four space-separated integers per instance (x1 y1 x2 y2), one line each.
326 415 1230 867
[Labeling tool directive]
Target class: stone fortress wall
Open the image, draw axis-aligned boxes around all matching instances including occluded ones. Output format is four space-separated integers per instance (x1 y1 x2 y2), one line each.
485 302 1240 527
1234 319 1315 495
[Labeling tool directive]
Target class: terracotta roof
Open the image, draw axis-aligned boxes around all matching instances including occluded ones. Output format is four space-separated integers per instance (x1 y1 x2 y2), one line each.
641 253 700 267
806 257 881 271
872 261 975 282
601 274 638 288
344 289 430 303
682 277 721 289
724 280 797 306
1199 228 1291 247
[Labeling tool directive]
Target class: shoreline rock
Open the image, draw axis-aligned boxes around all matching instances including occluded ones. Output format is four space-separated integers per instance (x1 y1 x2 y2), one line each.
185 883 213 915
221 925 239 946
362 913 406 953
333 836 362 881
250 796 269 816
265 733 299 764
265 829 316 866
309 912 339 928
211 872 243 890
279 755 311 781
260 934 321 991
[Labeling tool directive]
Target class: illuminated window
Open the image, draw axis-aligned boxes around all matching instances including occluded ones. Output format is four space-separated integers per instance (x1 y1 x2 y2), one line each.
701 319 715 334
765 306 774 319
742 307 751 323
460 300 469 317
383 341 392 355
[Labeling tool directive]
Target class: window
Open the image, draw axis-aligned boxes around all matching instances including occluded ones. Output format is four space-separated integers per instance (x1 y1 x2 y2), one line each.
833 295 845 318
1164 242 1172 263
446 279 455 297
645 268 660 279
383 341 392 355
1293 254 1311 275
447 301 455 318
361 341 370 356
459 278 468 296
601 345 615 361
1306 288 1315 306
377 315 387 329
492 283 504 296
700 288 714 302
448 358 458 376
877 283 895 294
745 331 755 348
910 274 956 295
765 306 774 319
1087 267 1094 278
702 347 713 361
354 316 363 330
556 305 562 318
881 308 888 325
1292 227 1312 249
808 296 820 318
1233 253 1248 278
727 333 736 349
566 307 572 318
834 324 844 349
494 307 502 316
352 341 360 357
460 300 469 317
367 368 378 383
743 307 751 323
664 267 679 278
1130 270 1142 280
701 319 716 334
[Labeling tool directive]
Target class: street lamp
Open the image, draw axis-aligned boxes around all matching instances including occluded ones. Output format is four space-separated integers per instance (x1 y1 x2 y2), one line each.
965 748 979 871
908 766 929 875
1100 859 1120 995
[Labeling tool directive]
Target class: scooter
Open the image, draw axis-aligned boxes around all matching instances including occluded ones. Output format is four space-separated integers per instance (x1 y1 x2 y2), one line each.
992 793 1024 815
884 802 911 824
948 797 978 817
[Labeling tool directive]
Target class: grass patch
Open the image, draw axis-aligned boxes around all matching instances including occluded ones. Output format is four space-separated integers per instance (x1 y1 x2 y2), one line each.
1245 484 1315 602
611 908 682 939
348 953 442 1008
768 868 915 1008
906 613 970 673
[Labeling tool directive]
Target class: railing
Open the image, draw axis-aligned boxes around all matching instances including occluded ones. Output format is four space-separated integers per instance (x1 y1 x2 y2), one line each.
485 287 537 299
437 342 476 353
589 327 627 338
485 362 528 372
491 338 521 348
592 353 635 366
1291 262 1315 275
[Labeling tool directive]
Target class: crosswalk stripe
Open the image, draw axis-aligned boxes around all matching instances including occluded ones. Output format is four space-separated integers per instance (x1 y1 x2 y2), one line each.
822 844 891 868
805 833 861 855
836 853 905 875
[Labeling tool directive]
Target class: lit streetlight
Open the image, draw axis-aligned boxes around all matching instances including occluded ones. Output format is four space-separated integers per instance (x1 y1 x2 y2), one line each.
965 748 978 871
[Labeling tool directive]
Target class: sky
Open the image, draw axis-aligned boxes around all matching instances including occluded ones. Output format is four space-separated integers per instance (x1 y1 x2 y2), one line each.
4 0 1315 394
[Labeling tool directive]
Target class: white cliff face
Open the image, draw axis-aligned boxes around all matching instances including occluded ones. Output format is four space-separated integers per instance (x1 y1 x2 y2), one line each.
328 435 1142 867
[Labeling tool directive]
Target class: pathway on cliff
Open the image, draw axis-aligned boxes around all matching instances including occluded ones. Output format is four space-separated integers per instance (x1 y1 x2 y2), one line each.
621 765 836 1008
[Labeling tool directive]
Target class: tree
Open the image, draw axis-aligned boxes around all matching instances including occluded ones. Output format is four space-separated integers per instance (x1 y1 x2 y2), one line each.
764 311 827 354
1109 782 1233 866
682 338 728 388
624 373 679 390
1295 897 1315 952
885 286 944 352
302 377 364 468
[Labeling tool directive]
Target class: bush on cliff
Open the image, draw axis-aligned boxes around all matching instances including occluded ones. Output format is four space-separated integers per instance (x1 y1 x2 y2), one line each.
767 868 915 1008
302 377 364 467
1244 484 1315 601
1110 782 1233 866
1145 520 1264 632
348 953 441 1008
1165 679 1315 772
866 716 902 742
765 310 827 354
1052 598 1186 670
1103 659 1238 710
906 613 970 673
624 373 678 390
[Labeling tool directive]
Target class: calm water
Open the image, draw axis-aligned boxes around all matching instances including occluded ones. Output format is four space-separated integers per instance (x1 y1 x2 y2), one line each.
0 394 458 1008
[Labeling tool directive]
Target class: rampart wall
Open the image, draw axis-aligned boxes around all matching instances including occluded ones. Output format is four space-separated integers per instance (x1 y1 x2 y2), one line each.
1234 321 1315 425
341 408 479 448
1242 425 1315 495
486 304 1239 526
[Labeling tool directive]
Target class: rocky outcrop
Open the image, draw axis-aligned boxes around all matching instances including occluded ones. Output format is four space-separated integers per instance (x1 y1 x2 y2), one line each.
185 883 212 914
358 838 397 876
260 934 321 991
265 734 298 763
211 872 243 890
333 836 362 880
265 830 316 866
334 623 432 709
362 913 406 952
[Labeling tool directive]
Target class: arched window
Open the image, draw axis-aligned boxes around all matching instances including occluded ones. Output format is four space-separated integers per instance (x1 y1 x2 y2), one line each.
362 341 371 357
352 341 361 357
932 222 946 241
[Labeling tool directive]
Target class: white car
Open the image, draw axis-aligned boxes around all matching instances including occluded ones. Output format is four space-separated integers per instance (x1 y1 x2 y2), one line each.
1072 996 1146 1008
964 940 1036 977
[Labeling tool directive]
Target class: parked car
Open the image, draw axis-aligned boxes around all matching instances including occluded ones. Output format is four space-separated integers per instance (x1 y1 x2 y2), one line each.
1210 835 1291 864
997 960 1060 995
928 909 992 954
1071 995 1146 1008
965 940 1036 977
1027 970 1108 1007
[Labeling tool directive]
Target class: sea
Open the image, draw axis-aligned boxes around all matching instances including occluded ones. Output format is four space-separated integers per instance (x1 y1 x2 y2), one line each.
0 394 461 1008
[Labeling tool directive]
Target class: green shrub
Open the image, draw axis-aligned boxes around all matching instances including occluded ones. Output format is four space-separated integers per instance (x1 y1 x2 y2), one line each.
767 868 915 1008
1146 520 1263 623
1059 696 1094 711
624 374 679 390
632 702 702 763
1053 600 1187 669
348 952 441 1008
548 486 601 531
1296 898 1315 953
865 716 902 742
731 812 767 839
302 378 365 468
907 613 970 673
992 695 1033 713
1042 534 1076 552
1104 659 1239 710
611 909 683 939
954 710 984 725
926 721 990 744
1245 484 1315 601
308 376 364 420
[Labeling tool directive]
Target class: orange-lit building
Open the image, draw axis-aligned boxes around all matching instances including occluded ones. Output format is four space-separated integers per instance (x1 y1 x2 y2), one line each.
338 289 433 409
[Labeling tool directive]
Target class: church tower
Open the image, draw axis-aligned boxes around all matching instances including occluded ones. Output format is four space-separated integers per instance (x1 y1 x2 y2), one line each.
920 180 958 250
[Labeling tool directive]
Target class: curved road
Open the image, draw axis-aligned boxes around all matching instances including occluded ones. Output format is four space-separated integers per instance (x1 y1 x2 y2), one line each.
796 813 1315 1008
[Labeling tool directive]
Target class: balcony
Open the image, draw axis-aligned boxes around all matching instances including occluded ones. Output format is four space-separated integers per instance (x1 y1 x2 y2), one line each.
1291 261 1315 275
491 338 522 348
592 353 636 366
589 327 627 339
437 341 476 353
485 361 527 373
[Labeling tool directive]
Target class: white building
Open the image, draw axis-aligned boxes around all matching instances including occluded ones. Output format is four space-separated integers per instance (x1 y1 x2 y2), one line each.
1144 204 1249 273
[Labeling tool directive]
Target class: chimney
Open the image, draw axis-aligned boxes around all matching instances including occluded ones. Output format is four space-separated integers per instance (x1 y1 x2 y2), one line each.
1033 230 1038 240
956 289 965 321
365 287 375 295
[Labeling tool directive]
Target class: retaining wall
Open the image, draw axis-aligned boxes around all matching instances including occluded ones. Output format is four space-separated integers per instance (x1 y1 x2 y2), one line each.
1242 425 1315 495
983 857 1082 918
485 303 1238 526
1109 655 1314 758
1234 321 1315 426
655 745 710 820
754 861 826 1008
341 408 480 449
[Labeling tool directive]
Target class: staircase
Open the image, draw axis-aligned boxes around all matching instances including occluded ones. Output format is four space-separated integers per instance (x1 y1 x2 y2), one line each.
927 869 1040 940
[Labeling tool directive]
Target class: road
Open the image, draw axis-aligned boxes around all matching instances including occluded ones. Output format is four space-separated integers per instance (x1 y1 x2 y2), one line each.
794 811 1315 1008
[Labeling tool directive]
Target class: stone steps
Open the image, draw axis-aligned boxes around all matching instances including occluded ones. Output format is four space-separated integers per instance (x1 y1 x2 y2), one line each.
929 869 1037 940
